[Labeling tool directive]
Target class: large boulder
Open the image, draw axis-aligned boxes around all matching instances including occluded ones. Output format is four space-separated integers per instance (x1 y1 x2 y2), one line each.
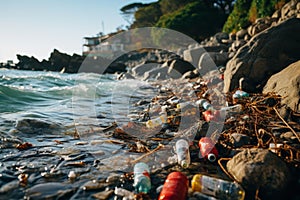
168 59 195 75
263 60 300 112
224 18 300 93
183 45 227 67
131 62 158 77
227 149 291 199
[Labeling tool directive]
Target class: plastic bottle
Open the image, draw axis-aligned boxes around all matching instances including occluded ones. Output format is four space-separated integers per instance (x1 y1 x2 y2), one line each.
175 139 190 168
232 90 249 99
196 99 213 110
191 174 245 200
221 104 242 113
146 115 167 128
158 172 188 200
198 137 218 162
133 162 151 193
202 110 220 122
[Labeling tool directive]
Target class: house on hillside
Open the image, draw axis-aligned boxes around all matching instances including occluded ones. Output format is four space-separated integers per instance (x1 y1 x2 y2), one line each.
83 30 130 59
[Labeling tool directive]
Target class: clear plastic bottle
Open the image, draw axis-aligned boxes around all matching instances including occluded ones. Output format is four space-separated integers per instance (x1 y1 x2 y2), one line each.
175 139 190 168
133 162 151 193
221 104 242 113
146 115 167 128
191 174 245 200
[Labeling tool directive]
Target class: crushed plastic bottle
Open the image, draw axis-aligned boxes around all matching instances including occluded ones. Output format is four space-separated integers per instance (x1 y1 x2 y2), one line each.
232 90 249 99
146 115 167 128
175 139 190 168
191 174 245 200
158 172 188 200
133 162 151 193
198 137 218 162
196 99 213 110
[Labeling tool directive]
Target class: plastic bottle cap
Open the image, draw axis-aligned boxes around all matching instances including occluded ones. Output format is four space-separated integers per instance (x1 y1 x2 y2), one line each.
181 160 189 168
207 153 216 162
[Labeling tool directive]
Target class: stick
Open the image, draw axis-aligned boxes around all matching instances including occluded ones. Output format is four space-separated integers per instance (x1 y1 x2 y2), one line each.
273 107 300 143
131 143 164 164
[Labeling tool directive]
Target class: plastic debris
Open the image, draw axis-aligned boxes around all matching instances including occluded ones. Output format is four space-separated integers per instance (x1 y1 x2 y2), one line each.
158 172 188 200
198 137 218 162
175 139 191 168
133 162 151 193
192 174 245 200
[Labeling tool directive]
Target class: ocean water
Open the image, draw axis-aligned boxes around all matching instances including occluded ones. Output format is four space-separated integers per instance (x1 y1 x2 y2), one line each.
0 68 156 129
0 69 160 175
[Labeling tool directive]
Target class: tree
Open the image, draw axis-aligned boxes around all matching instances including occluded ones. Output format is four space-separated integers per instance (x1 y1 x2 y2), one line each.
120 3 146 24
156 1 226 41
131 2 162 28
222 0 252 33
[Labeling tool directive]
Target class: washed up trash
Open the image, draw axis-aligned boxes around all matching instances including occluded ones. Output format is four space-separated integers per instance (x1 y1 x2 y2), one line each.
202 110 221 122
175 139 190 168
133 162 151 193
146 115 167 128
196 99 213 110
233 90 249 100
198 137 218 162
191 174 245 200
158 172 188 200
221 104 242 113
269 143 283 153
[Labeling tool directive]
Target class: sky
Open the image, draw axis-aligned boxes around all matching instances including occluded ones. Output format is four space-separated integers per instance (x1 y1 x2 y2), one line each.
0 0 156 63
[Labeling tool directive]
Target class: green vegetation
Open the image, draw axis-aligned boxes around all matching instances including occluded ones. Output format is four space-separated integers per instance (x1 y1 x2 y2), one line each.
122 0 233 41
223 0 286 33
156 1 226 41
121 0 287 40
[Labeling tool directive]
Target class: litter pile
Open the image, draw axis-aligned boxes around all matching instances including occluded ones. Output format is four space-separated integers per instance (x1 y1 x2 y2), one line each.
101 74 300 200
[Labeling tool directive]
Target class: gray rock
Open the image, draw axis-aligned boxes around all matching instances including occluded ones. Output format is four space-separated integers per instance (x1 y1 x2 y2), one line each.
224 18 300 93
143 65 171 81
168 59 196 75
230 133 250 148
183 46 227 67
131 62 158 77
198 52 217 76
236 29 248 40
227 149 291 199
263 60 300 112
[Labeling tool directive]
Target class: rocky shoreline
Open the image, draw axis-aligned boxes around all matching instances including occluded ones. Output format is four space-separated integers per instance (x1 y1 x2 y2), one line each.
0 1 300 200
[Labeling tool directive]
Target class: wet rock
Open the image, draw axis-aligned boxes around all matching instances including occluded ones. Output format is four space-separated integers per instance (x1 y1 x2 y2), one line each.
25 182 73 199
224 18 300 93
263 60 300 112
15 118 62 134
93 190 114 200
227 149 291 199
